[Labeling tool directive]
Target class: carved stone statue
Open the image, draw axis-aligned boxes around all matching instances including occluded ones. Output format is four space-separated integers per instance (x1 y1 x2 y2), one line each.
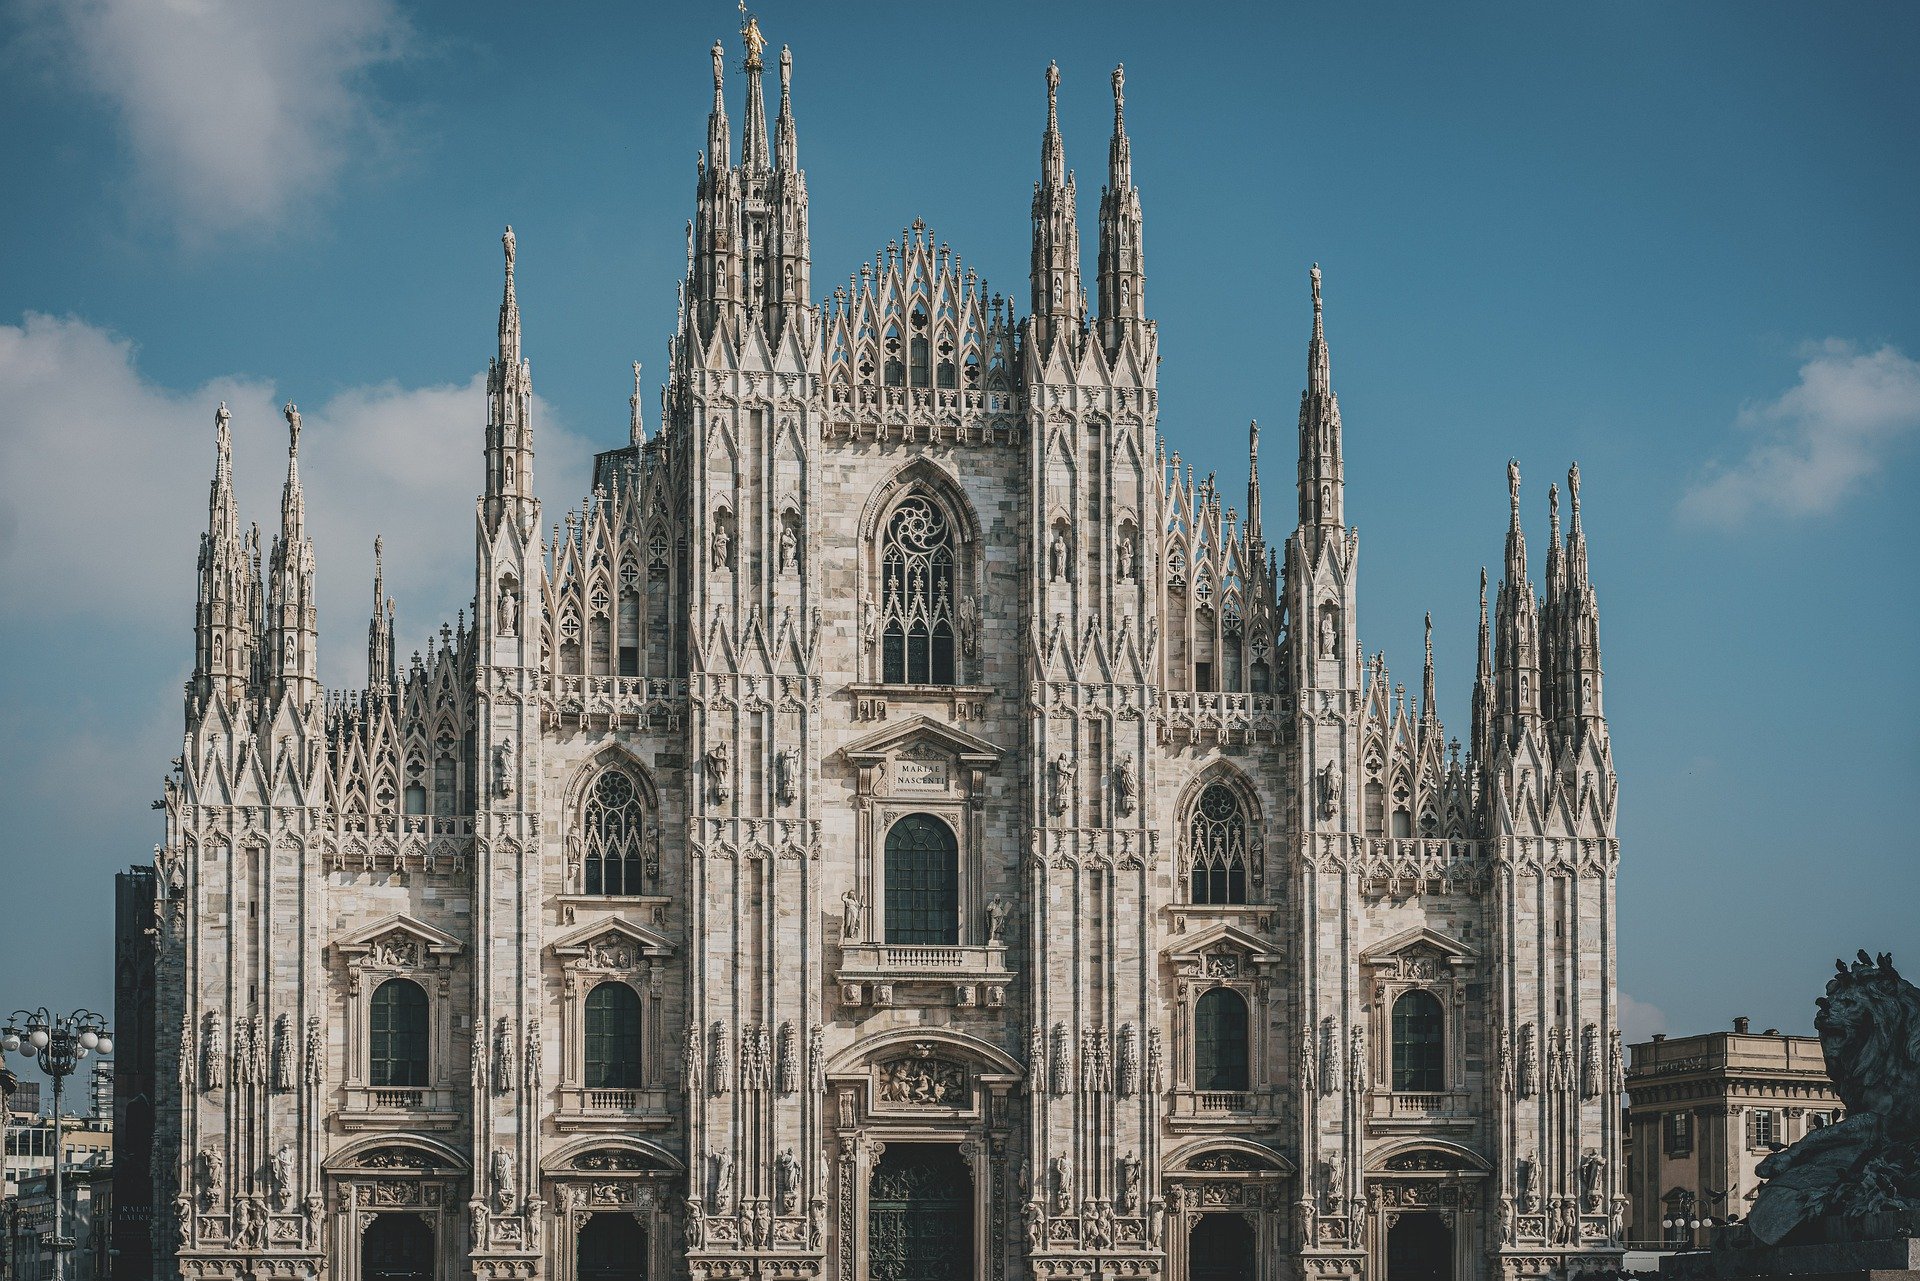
493 739 513 798
1515 1152 1537 1213
1118 1151 1142 1214
497 581 518 636
778 523 798 576
1318 608 1337 659
776 747 798 805
841 889 862 941
985 895 1011 944
711 1152 734 1214
490 1148 516 1213
1049 751 1074 816
1116 532 1136 581
706 743 730 806
469 1199 488 1247
270 1144 294 1209
199 1145 224 1210
1050 1155 1073 1215
1113 752 1136 816
1048 528 1068 582
777 1148 801 1214
957 594 981 658
1750 950 1920 1244
711 520 732 571
1579 1148 1605 1211
1318 760 1341 821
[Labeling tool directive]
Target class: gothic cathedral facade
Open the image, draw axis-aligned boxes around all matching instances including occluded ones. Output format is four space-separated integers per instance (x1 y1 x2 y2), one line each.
150 25 1624 1281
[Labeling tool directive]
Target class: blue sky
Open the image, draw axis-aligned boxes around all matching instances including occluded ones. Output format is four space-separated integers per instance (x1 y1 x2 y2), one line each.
1 1 1915 1045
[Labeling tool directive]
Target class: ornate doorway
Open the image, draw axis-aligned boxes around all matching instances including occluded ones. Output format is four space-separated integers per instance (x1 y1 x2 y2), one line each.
867 1143 972 1281
577 1213 646 1281
1385 1212 1451 1281
1188 1213 1255 1281
363 1213 434 1281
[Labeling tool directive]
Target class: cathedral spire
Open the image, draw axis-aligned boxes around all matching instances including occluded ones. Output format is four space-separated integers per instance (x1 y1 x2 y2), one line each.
193 401 253 709
1245 420 1262 547
1296 264 1345 537
1560 462 1605 728
368 536 394 696
707 39 731 169
1096 62 1146 355
774 44 797 172
485 227 535 531
1471 567 1493 763
739 13 769 171
1493 460 1542 743
1029 61 1081 359
1422 610 1437 727
265 402 318 705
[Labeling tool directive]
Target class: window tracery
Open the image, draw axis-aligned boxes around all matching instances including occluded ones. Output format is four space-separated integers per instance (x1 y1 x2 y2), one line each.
1185 782 1250 905
879 495 957 686
583 767 647 895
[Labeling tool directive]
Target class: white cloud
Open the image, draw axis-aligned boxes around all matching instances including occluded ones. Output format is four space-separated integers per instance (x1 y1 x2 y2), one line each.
15 0 411 238
1680 341 1920 526
1618 992 1668 1045
0 312 591 686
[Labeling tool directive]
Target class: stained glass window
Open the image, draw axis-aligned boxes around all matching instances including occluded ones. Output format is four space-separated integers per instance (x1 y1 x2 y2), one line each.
1186 783 1249 905
880 496 956 686
584 769 646 895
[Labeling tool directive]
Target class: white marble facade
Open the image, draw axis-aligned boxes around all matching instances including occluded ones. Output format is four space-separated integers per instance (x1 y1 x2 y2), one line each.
148 23 1624 1281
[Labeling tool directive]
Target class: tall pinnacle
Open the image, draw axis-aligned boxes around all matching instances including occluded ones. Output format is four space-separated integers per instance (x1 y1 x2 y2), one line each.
774 44 796 171
368 536 394 695
499 225 521 367
740 13 768 170
1296 264 1344 533
1309 263 1330 396
1245 420 1262 544
707 40 731 167
1030 60 1080 356
1423 611 1437 725
630 361 646 445
1097 61 1146 352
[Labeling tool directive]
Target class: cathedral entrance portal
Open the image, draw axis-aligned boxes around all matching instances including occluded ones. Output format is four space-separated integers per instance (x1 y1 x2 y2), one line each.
362 1213 435 1281
577 1212 647 1281
867 1143 972 1281
1187 1213 1255 1281
1385 1212 1452 1281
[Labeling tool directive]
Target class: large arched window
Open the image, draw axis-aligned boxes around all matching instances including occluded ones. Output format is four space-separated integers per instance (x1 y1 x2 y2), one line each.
369 979 428 1087
884 815 959 946
1185 783 1250 905
880 496 957 686
583 982 642 1089
1392 989 1445 1092
583 768 646 895
1194 988 1250 1092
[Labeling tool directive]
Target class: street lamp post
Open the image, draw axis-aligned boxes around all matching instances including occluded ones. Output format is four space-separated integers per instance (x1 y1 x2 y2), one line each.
3 1010 112 1281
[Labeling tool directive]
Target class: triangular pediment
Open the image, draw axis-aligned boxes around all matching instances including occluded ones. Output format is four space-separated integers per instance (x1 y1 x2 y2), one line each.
549 916 674 959
1360 926 1477 966
1165 920 1280 964
334 913 464 958
841 715 1003 770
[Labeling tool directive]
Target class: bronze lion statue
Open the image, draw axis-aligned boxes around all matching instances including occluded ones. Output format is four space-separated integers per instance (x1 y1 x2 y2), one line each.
1748 950 1920 1245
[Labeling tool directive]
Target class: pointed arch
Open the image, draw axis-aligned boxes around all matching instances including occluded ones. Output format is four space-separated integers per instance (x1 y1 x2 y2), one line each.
563 745 658 897
861 460 980 688
1174 762 1263 906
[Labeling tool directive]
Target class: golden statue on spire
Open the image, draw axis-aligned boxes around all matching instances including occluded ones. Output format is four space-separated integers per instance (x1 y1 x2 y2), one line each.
739 5 765 69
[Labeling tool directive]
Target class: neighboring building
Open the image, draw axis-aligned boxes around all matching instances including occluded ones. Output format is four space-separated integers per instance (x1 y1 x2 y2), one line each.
1623 1021 1838 1250
112 866 159 1281
145 21 1625 1281
8 1162 113 1281
4 1117 112 1197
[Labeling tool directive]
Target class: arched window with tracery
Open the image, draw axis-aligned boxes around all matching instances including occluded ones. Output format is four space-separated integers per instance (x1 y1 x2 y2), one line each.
1185 782 1250 905
583 768 647 895
880 495 957 686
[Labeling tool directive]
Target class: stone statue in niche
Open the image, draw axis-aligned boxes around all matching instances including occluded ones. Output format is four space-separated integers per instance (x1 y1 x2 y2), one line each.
490 1148 516 1213
1578 1149 1605 1212
1050 1156 1073 1215
1048 528 1068 582
1049 751 1075 816
497 581 519 637
710 1152 733 1214
270 1144 293 1209
199 1146 224 1210
776 748 798 806
493 739 513 798
1113 752 1136 816
710 518 732 571
1749 950 1920 1244
705 743 730 805
985 895 1011 944
841 889 862 941
1318 760 1341 821
957 594 981 659
778 523 798 576
777 1148 801 1214
1318 607 1338 659
1116 532 1136 581
1118 1151 1142 1214
1515 1152 1537 1213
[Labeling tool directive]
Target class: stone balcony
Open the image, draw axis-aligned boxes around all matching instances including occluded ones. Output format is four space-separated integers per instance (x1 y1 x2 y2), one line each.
554 1085 677 1131
836 942 1010 1010
1369 1088 1476 1133
339 1085 461 1131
